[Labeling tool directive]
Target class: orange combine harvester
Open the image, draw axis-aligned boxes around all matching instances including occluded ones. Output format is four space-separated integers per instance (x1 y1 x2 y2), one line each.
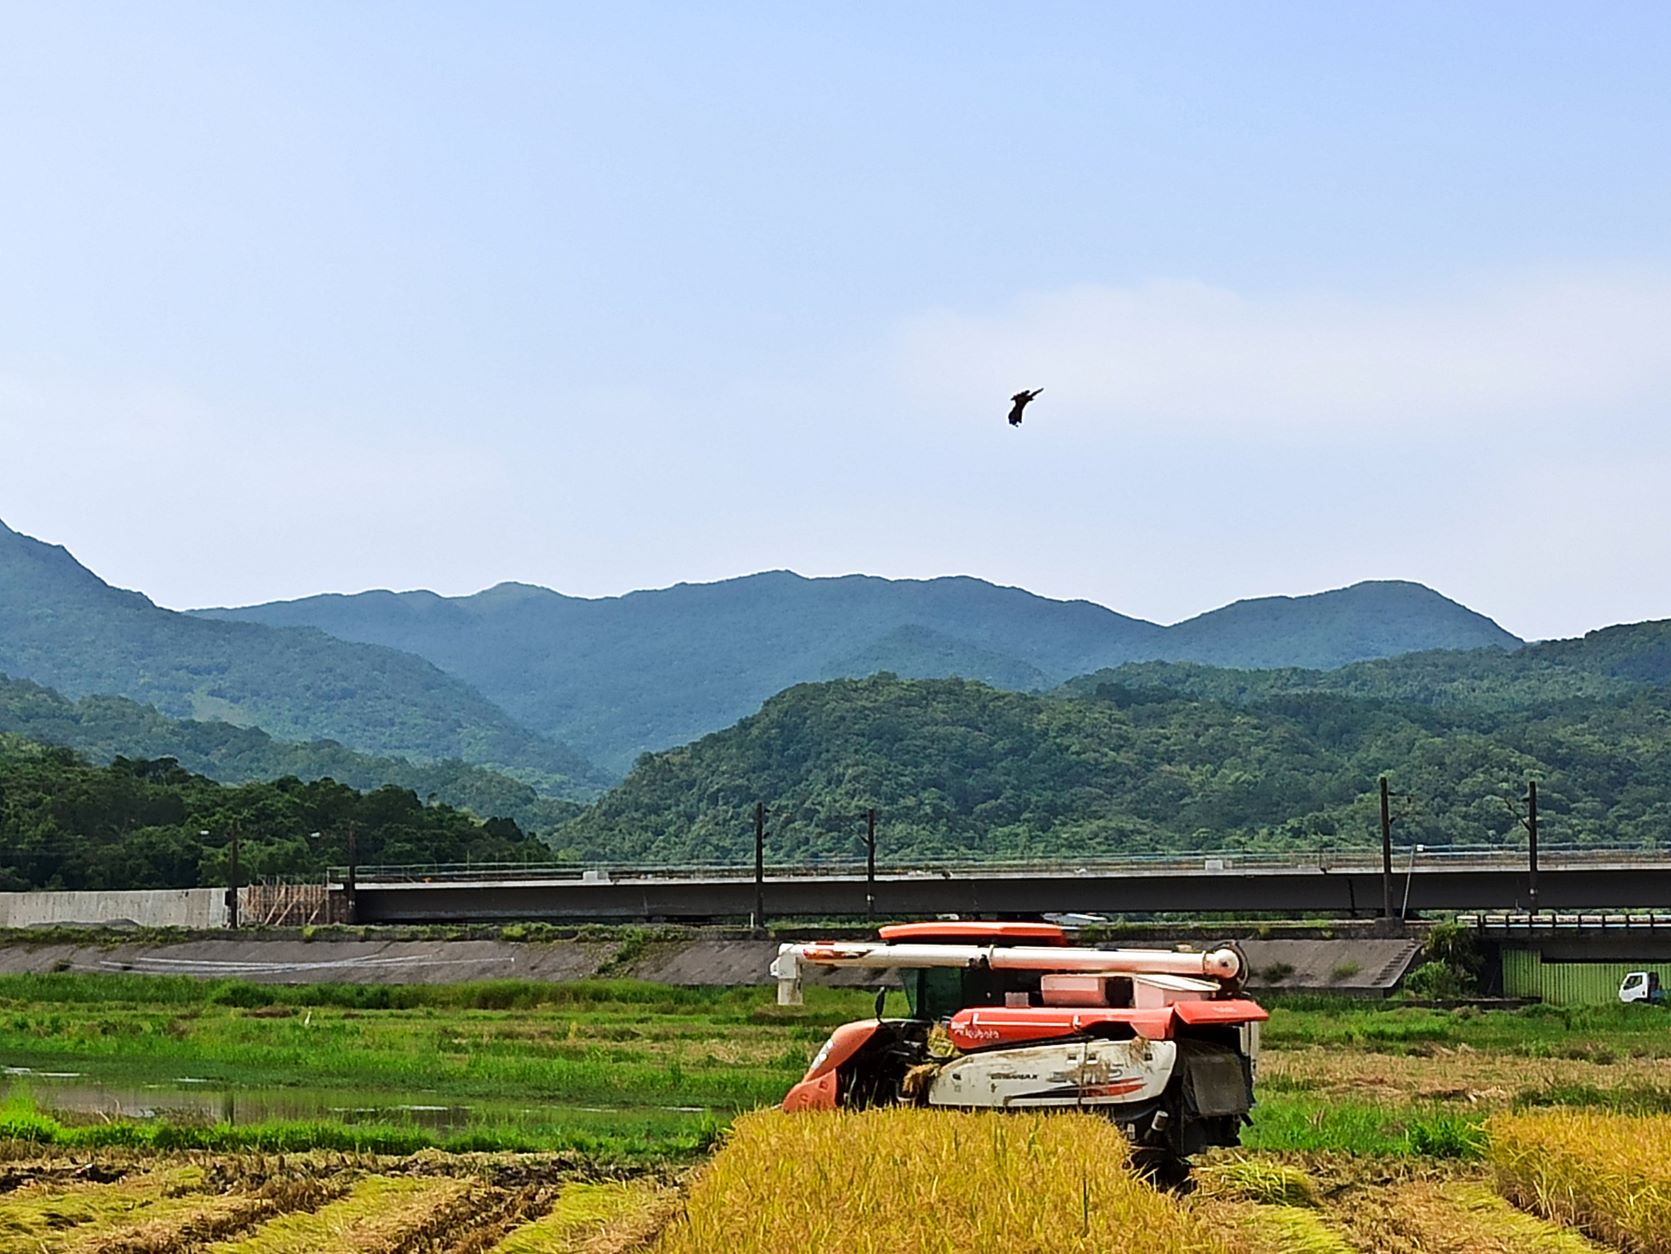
773 921 1267 1185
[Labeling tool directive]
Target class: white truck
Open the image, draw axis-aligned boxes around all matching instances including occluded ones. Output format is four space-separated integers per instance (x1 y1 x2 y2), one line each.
1619 970 1666 1004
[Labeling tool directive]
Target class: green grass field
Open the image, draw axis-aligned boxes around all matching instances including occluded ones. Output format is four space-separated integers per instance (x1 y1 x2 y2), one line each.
2 973 1669 1162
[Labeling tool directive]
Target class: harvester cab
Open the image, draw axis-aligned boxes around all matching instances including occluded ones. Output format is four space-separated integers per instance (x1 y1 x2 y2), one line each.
773 921 1266 1184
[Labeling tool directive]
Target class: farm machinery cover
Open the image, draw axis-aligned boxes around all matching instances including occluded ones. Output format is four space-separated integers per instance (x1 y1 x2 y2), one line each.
773 921 1267 1184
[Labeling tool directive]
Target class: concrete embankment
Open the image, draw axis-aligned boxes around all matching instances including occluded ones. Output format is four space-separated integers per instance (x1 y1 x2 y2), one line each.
0 888 230 930
0 933 1422 993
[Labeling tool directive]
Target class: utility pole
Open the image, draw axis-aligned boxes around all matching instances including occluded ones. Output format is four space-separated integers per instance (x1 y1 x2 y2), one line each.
1379 777 1393 922
227 824 241 930
345 821 359 926
865 808 878 922
753 802 766 931
1503 781 1541 915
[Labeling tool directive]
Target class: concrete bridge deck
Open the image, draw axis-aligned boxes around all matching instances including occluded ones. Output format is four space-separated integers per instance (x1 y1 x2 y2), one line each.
337 848 1671 923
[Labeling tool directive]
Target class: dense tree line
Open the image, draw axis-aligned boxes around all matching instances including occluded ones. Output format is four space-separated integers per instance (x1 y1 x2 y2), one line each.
0 738 548 891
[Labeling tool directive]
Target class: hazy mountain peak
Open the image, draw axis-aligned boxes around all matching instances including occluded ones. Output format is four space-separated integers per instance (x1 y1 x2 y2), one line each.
0 519 157 611
474 581 563 600
1157 578 1519 670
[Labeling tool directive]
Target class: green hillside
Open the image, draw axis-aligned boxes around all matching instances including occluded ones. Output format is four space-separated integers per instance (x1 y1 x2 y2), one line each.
200 572 1519 775
0 674 580 834
553 669 1671 865
1525 619 1671 684
0 521 604 797
1064 620 1671 710
0 737 550 892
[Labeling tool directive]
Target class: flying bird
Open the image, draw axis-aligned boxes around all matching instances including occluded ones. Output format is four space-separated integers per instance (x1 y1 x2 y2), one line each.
1007 388 1043 427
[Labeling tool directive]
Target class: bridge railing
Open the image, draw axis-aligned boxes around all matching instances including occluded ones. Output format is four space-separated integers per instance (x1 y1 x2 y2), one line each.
330 842 1670 886
1460 910 1671 933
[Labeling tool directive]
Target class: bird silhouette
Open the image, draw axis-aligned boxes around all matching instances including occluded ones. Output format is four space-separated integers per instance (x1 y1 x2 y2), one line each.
1007 388 1043 426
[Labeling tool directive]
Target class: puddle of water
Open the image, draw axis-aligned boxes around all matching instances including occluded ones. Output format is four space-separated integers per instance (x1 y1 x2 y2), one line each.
0 1067 715 1133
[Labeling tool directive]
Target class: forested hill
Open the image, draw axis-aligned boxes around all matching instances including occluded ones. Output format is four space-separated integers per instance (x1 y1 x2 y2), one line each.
0 521 604 798
200 572 1519 775
0 737 550 892
552 668 1671 866
0 674 580 835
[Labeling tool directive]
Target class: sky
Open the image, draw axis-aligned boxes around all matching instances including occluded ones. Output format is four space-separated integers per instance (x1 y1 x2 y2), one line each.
2 3 1668 641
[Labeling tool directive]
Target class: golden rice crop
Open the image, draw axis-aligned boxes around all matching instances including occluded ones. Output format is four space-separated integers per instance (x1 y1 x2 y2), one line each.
1488 1110 1671 1252
1194 1157 1319 1208
651 1108 1229 1254
1190 1158 1349 1254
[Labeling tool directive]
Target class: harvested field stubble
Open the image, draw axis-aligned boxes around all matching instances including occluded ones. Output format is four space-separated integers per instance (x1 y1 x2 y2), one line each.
0 1149 675 1254
1263 1046 1671 1111
1331 1180 1606 1254
1196 1153 1607 1254
651 1107 1228 1254
206 1174 476 1253
489 1180 675 1254
1489 1110 1671 1253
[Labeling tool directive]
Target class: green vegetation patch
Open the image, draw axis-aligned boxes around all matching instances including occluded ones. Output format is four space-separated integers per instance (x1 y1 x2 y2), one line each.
1240 1097 1486 1158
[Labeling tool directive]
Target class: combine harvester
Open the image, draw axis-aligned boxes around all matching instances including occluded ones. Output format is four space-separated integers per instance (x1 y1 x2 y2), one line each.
773 921 1267 1185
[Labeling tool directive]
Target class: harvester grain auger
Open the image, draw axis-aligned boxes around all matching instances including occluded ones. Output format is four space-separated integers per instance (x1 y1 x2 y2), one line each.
773 921 1266 1186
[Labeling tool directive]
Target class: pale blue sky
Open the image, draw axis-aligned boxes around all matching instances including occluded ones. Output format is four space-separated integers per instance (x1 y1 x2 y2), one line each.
3 3 1668 639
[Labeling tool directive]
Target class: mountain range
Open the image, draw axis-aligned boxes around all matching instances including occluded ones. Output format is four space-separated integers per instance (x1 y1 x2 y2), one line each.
3 515 1668 877
196 571 1518 774
0 515 1524 796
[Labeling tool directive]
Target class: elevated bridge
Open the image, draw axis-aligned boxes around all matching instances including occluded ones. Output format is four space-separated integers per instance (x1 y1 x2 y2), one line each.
334 846 1671 924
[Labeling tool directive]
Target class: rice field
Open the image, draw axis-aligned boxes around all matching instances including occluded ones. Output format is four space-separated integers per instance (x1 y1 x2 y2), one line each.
652 1107 1227 1254
1489 1110 1671 1252
3 1111 1669 1252
0 1150 674 1253
6 975 1671 1249
6 1121 1666 1254
649 1110 1671 1254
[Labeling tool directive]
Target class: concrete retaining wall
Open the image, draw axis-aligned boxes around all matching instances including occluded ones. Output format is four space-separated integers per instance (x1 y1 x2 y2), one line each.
0 888 229 930
0 933 1422 992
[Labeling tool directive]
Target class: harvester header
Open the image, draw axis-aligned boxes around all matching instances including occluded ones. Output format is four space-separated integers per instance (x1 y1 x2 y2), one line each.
772 936 1244 1006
